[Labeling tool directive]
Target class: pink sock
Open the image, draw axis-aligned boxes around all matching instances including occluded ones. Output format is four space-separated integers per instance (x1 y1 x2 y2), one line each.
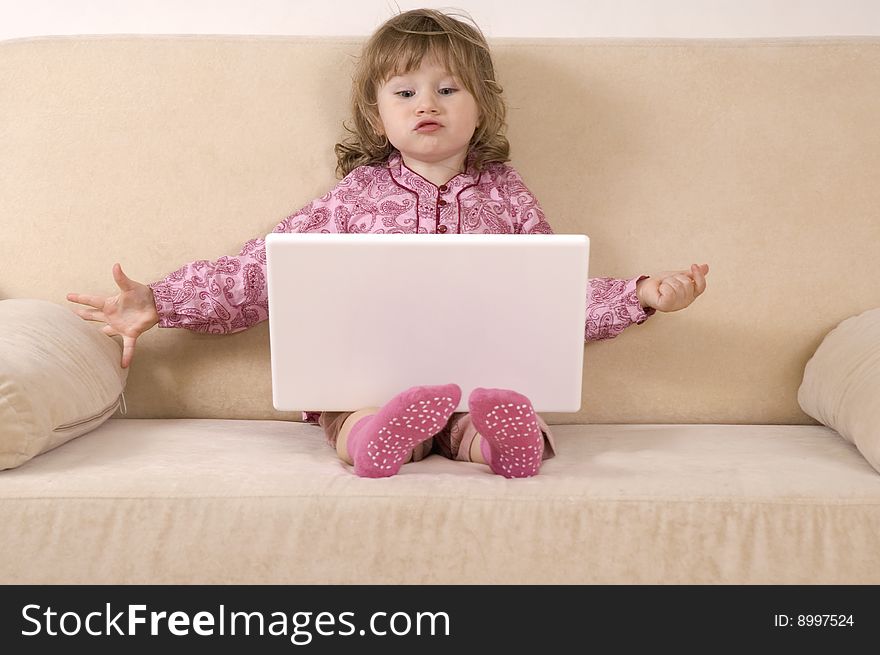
348 383 461 478
469 387 544 478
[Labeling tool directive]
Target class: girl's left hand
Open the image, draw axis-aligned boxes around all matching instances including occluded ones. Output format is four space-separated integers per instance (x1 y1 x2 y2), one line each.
636 263 709 313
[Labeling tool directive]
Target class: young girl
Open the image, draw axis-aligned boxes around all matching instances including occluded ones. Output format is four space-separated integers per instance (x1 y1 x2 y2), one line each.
68 9 708 480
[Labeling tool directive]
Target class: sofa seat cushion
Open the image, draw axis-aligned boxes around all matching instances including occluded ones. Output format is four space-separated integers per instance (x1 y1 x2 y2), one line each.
1 420 878 584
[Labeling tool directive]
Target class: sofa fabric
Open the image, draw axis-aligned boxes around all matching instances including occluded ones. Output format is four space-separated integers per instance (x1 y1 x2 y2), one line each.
2 419 878 584
2 36 880 585
2 37 879 425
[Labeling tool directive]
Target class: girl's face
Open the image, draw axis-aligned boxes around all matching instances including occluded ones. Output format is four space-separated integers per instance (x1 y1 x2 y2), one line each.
375 58 480 176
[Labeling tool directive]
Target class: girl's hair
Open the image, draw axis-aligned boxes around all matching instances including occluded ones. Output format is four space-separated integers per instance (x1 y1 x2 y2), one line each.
335 8 509 178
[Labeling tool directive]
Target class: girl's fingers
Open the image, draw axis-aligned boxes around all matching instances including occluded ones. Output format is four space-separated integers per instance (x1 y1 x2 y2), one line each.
672 274 694 288
71 306 106 322
654 264 709 311
101 324 118 337
113 263 137 292
660 277 694 310
67 293 105 309
691 264 707 294
667 277 689 297
121 335 137 369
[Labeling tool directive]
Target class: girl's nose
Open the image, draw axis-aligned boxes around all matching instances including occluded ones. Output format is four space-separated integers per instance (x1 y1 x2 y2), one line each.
416 99 439 115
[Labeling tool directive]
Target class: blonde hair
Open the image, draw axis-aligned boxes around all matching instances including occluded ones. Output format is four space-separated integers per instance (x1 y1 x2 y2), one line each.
335 8 509 178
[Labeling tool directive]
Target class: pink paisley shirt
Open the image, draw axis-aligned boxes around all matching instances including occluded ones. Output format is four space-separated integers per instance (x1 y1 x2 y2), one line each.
149 152 654 421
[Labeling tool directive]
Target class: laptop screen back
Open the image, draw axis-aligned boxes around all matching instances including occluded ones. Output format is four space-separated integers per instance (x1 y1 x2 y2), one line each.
265 233 589 412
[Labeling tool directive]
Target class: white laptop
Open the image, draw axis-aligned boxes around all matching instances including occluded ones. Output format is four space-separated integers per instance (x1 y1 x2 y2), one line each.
265 233 589 413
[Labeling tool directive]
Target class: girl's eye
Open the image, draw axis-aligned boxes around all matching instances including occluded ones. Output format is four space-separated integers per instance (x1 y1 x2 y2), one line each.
395 90 415 98
438 87 457 96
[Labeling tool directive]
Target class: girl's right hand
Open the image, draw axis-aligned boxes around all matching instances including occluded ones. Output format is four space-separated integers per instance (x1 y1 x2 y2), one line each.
67 263 160 369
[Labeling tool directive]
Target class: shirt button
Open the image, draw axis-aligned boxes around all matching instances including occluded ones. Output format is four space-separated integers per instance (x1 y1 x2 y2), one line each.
438 185 448 193
437 225 448 233
438 199 448 207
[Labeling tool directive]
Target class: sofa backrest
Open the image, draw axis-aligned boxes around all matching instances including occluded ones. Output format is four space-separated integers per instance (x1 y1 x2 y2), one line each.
2 36 879 424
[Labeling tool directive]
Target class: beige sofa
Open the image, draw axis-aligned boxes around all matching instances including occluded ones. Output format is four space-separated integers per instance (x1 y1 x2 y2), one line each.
2 35 879 584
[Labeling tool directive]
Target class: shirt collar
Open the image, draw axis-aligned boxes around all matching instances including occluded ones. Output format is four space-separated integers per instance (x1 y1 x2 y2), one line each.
386 150 480 194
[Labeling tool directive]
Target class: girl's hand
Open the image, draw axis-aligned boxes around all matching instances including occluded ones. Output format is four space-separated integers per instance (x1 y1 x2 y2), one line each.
636 263 709 313
67 263 160 368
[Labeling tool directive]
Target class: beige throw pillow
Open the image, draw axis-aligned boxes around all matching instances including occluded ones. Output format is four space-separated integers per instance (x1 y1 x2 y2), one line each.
798 307 880 474
0 299 128 470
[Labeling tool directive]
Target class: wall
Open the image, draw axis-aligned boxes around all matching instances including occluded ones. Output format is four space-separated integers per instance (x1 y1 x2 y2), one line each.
2 0 880 41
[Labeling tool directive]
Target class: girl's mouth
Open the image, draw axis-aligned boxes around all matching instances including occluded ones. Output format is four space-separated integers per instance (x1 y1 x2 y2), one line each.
415 121 442 133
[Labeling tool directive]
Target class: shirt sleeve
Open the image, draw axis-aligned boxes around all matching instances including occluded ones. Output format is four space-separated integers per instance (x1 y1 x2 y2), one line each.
148 175 361 333
586 276 655 341
503 166 654 342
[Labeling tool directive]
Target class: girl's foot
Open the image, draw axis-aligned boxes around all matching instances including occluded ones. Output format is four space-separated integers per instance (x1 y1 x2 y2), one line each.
468 388 543 478
349 383 461 478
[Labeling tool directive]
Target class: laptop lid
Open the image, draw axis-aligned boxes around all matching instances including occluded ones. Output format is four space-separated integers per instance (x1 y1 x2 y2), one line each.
265 233 589 412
